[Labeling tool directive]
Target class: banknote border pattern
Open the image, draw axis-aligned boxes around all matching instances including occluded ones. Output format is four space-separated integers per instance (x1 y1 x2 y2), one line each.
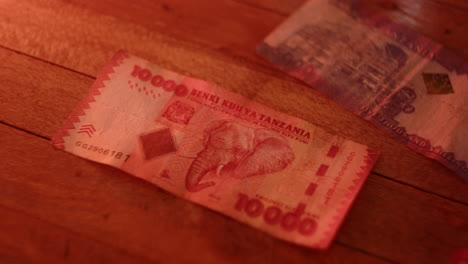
51 50 130 149
313 148 380 249
371 115 468 179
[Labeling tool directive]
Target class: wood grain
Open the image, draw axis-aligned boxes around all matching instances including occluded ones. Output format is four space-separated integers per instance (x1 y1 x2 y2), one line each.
0 125 391 264
0 205 155 264
235 0 305 15
61 0 468 61
1 0 467 263
0 6 467 204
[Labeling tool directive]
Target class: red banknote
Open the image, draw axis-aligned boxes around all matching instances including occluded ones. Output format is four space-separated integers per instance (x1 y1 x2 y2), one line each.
257 0 468 180
52 51 379 249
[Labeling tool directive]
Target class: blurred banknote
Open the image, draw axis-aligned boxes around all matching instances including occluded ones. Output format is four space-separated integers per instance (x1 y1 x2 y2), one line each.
52 51 379 249
257 0 468 180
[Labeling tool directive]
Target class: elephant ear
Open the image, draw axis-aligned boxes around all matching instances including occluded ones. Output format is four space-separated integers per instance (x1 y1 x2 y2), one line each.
200 119 231 145
232 129 295 178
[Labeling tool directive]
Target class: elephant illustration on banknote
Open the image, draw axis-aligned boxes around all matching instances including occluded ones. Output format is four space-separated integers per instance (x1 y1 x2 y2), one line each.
185 120 295 192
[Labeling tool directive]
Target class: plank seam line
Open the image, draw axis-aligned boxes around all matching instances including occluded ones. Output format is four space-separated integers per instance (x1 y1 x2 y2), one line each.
335 241 398 264
0 121 50 141
0 44 96 80
0 28 311 94
0 203 159 264
231 0 291 17
372 171 468 206
0 41 299 90
0 201 392 263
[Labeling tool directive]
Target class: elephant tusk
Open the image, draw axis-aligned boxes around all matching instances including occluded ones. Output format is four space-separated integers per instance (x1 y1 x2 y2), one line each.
216 164 225 176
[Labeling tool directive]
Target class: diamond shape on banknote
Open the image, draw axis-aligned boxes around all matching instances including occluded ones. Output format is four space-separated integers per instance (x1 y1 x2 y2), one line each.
422 73 454 94
140 128 176 160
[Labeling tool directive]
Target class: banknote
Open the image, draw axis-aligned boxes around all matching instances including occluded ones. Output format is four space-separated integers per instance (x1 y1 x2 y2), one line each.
257 0 468 180
51 51 379 249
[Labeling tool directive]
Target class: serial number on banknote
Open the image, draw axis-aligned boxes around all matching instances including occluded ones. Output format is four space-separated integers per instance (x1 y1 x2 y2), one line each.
75 141 130 160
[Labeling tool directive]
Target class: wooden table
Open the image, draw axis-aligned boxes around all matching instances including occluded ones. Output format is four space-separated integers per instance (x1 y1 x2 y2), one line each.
1 0 467 263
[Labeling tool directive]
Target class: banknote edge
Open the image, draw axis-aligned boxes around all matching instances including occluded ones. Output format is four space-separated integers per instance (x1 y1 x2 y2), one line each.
371 117 468 181
50 50 131 149
313 148 381 249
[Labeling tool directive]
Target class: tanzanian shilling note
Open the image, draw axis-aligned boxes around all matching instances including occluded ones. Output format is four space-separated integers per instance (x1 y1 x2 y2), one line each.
51 51 379 249
257 0 468 180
